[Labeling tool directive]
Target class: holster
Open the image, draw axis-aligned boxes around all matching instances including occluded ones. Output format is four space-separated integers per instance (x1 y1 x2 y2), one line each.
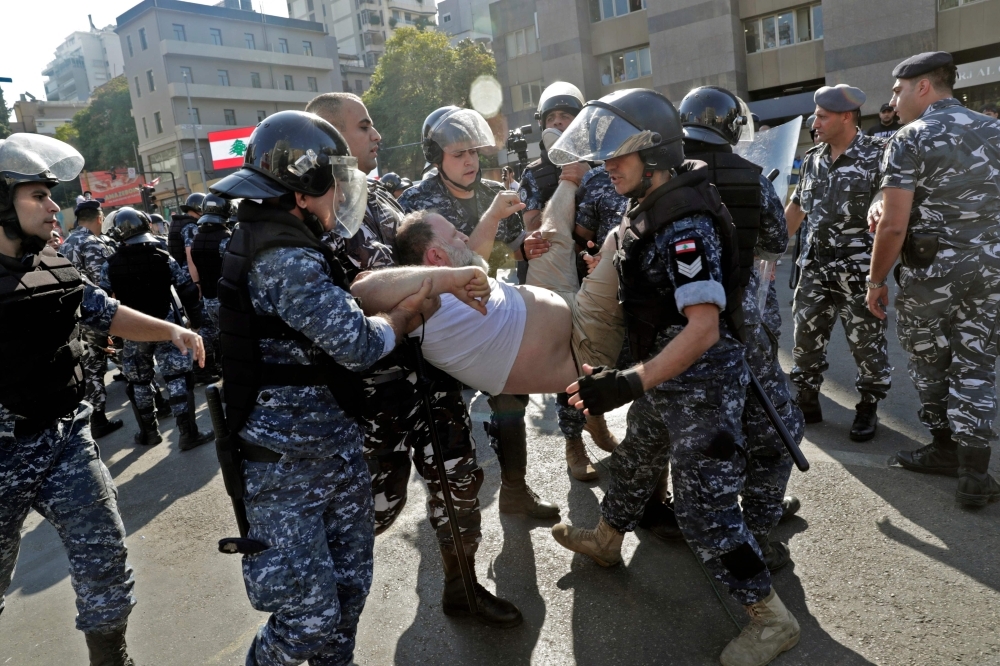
901 232 939 269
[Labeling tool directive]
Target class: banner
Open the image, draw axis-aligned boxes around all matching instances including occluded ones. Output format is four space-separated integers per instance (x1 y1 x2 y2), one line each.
209 126 255 170
78 170 143 207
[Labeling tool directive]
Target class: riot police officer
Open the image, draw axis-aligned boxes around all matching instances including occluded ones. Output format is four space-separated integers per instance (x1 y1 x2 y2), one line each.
0 133 205 666
211 110 433 666
168 191 203 270
100 207 213 450
547 90 801 666
398 107 560 520
305 92 521 626
190 193 232 376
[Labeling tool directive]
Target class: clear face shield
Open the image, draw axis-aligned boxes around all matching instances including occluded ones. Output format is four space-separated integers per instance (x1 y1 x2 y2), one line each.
547 105 661 166
734 97 755 143
0 133 85 185
430 108 497 155
329 155 368 239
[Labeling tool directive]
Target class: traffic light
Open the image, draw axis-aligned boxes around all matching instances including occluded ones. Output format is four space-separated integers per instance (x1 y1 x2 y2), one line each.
140 185 158 213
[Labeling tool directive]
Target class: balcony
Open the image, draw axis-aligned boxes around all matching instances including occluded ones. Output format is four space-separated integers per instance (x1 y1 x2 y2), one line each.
159 39 334 71
362 29 385 46
166 82 321 104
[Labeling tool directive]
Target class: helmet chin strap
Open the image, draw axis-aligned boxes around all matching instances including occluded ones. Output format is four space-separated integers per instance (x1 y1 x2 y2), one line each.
1 211 46 255
439 166 481 193
624 165 657 199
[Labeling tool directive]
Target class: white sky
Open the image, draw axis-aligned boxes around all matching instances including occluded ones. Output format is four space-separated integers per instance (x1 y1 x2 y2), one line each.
0 0 290 108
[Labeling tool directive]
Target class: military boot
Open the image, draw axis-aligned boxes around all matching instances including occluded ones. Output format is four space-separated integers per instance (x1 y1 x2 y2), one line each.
439 544 522 628
177 386 213 451
565 436 598 481
153 385 172 419
794 389 822 424
779 495 801 523
551 517 624 567
84 625 135 666
90 410 124 439
720 588 800 666
487 397 560 518
956 445 1000 507
896 429 959 476
638 496 683 541
849 399 879 441
754 533 791 572
499 468 560 518
584 413 619 453
126 383 162 446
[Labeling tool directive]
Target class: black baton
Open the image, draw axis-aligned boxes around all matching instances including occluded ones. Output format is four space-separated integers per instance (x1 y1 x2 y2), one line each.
744 361 810 472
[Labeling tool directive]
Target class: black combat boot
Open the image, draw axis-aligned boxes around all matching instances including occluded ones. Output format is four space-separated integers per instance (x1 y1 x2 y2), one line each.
779 495 801 523
440 544 522 628
956 446 1000 507
896 429 959 476
84 625 135 666
126 383 162 446
849 399 879 441
90 409 124 439
754 532 791 572
177 399 213 451
794 389 822 424
638 496 682 541
153 385 172 419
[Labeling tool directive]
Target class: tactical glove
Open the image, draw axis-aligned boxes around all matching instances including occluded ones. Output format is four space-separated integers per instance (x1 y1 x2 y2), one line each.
576 366 645 415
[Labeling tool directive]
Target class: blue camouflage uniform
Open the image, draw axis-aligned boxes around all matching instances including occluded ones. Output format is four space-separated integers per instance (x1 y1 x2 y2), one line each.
0 281 136 633
576 165 628 249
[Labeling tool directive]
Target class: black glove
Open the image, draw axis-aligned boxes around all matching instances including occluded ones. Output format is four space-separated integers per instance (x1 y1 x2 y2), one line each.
575 366 645 415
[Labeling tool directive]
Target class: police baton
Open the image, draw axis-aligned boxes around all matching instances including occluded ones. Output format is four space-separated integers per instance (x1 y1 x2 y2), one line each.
405 336 478 613
744 361 810 472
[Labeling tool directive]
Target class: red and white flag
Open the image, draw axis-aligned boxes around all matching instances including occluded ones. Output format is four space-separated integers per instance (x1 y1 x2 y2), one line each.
208 126 255 170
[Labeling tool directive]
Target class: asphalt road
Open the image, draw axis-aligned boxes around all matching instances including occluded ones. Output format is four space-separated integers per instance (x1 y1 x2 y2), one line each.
2 259 999 666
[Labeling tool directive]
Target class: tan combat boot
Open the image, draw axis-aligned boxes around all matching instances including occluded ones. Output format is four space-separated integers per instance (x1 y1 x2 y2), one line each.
584 414 620 453
565 436 598 481
551 517 623 567
720 588 800 666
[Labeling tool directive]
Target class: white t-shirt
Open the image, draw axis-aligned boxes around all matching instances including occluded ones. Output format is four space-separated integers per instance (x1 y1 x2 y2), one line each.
410 278 526 395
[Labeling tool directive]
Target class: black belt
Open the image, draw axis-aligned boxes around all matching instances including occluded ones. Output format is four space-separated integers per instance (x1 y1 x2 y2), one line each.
239 440 282 463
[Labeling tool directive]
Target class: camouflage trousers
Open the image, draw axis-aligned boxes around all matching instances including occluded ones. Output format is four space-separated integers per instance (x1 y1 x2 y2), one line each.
360 375 483 548
81 342 110 413
0 405 136 632
122 339 193 417
557 395 586 438
602 369 772 606
486 393 530 475
896 247 1000 448
201 297 222 369
791 272 892 401
242 448 374 666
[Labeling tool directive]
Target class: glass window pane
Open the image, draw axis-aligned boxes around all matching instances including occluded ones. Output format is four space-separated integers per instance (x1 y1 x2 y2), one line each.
796 8 811 42
939 0 959 8
602 58 613 85
602 0 614 20
531 83 541 104
762 16 777 49
521 84 529 108
612 53 626 82
629 0 643 11
777 13 794 46
506 32 517 57
526 28 537 54
625 51 639 80
812 6 823 39
639 47 651 76
517 31 526 55
615 0 628 16
745 20 760 53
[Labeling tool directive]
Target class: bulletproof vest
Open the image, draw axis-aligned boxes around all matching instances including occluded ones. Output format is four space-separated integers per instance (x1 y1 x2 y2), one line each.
217 202 368 435
616 162 745 362
0 249 86 423
526 148 561 206
688 150 762 290
107 242 174 319
167 215 196 264
191 223 230 299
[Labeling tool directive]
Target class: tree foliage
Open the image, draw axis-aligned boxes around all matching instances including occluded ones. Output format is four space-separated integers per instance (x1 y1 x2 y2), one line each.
0 87 11 140
69 75 139 171
364 29 497 178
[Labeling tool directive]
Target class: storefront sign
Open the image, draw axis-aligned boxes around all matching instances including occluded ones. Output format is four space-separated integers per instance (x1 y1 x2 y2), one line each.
956 56 1000 90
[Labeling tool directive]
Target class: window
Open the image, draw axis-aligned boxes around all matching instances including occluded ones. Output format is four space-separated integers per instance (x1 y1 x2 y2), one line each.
218 69 230 86
512 80 542 111
154 111 163 134
392 9 399 18
442 12 451 23
307 76 318 92
245 33 256 49
257 110 267 121
224 109 237 126
180 66 193 83
940 0 988 8
307 0 314 8
303 40 313 56
139 28 148 50
142 117 149 139
189 107 200 124
251 72 262 88
173 24 186 41
146 69 155 92
405 12 412 22
745 4 822 54
210 28 223 46
322 4 326 16
126 35 133 57
355 79 363 94
134 76 141 98
599 0 645 20
284 74 294 90
278 38 289 53
601 46 651 85
504 28 537 58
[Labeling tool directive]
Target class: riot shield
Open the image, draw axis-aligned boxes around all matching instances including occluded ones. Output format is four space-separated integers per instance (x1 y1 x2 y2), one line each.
734 116 802 206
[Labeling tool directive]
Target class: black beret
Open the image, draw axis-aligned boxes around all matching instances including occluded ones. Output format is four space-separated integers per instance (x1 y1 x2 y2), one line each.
814 84 866 113
892 51 954 79
74 199 102 214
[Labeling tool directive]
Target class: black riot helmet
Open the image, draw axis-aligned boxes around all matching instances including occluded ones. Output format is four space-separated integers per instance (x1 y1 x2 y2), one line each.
421 106 496 192
149 213 166 235
678 86 754 146
112 206 155 244
198 193 232 225
181 192 207 213
535 82 585 130
380 172 402 191
420 106 462 165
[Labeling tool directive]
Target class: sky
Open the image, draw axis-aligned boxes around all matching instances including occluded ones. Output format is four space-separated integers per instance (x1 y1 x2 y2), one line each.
0 0 289 108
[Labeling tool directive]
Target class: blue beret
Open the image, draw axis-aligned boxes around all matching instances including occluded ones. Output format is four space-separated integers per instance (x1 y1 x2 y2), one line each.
892 51 954 79
74 199 102 214
814 84 866 113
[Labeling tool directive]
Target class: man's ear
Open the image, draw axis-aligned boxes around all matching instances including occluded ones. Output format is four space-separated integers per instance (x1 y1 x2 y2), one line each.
425 246 448 266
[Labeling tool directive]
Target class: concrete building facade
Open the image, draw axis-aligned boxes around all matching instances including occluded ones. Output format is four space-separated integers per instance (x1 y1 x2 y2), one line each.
10 97 90 137
43 23 126 102
438 0 494 46
115 0 337 209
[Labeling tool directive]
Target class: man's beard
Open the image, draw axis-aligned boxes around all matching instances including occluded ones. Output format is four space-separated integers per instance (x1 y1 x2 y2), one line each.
440 242 489 272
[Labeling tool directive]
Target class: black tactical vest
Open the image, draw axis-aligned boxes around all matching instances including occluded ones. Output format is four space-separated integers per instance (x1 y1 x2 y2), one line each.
107 242 174 319
688 150 762 290
191 223 230 299
616 162 745 361
217 202 367 435
0 249 86 423
167 215 196 264
525 147 561 206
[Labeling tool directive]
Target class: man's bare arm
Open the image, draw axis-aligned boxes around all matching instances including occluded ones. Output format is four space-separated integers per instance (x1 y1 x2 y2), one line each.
523 209 542 232
785 201 806 237
866 187 913 320
352 266 488 316
110 305 206 367
467 191 526 260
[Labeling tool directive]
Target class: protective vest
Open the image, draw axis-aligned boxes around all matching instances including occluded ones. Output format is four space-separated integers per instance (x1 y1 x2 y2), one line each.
191 223 230 299
525 148 561 206
687 150 762 290
616 162 745 362
217 202 367 435
167 215 196 264
0 249 86 423
107 243 174 319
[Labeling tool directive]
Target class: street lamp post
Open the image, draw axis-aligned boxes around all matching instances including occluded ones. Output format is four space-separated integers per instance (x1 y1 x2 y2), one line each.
182 71 209 192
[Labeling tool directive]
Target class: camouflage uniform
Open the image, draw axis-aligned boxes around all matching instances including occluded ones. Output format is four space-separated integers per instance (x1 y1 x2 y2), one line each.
0 283 136 633
882 99 1000 449
325 184 485 547
790 132 891 402
576 165 628 249
239 242 390 666
607 213 770 606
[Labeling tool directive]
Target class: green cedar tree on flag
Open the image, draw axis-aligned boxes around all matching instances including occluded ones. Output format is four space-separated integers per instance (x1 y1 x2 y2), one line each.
209 126 255 169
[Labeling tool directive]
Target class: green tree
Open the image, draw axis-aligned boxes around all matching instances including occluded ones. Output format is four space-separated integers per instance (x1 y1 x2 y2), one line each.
0 86 11 139
69 75 139 171
364 29 497 178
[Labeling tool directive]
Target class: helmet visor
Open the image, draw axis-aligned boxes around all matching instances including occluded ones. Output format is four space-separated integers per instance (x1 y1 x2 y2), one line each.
429 109 497 154
329 155 368 238
0 134 84 183
735 97 755 143
548 105 661 165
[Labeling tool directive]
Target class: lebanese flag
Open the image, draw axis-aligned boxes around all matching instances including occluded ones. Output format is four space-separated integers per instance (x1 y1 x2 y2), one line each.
209 126 255 170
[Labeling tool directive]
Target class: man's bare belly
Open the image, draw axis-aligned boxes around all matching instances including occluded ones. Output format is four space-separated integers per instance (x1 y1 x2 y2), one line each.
500 284 578 394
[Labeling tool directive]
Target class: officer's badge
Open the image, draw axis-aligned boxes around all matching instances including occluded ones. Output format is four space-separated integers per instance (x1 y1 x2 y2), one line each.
670 237 709 285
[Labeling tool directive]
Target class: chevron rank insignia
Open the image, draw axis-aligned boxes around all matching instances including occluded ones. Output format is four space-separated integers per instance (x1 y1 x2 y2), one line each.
670 237 709 285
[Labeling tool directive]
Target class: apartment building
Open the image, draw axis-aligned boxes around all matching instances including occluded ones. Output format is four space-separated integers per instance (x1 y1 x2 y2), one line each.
116 0 338 208
437 0 493 46
10 96 90 137
42 21 126 102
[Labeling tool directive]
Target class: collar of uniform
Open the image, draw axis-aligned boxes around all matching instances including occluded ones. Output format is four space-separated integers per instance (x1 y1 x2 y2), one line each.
70 225 94 238
921 97 963 119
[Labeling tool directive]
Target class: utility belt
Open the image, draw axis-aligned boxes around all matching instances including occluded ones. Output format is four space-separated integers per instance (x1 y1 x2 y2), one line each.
900 232 939 269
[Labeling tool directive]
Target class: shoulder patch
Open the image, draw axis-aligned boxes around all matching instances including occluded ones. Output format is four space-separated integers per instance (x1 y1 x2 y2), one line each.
670 236 710 285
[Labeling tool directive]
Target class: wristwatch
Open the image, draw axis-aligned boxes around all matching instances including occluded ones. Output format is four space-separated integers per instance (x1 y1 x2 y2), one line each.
866 276 886 290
